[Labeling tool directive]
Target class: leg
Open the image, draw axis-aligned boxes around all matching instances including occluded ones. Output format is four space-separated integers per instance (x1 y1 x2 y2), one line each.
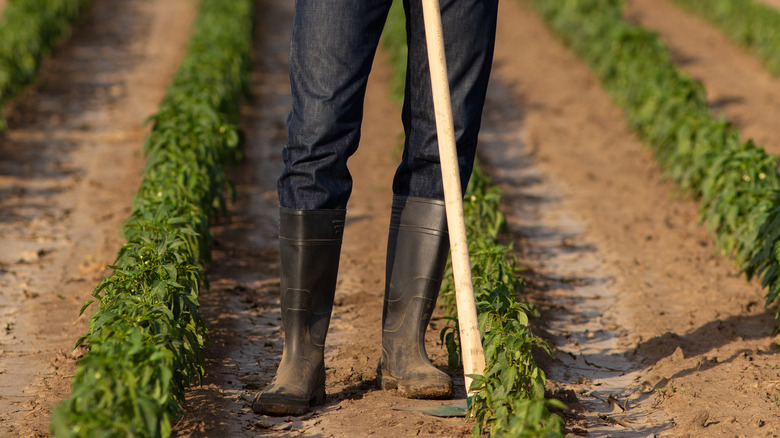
278 0 394 210
378 0 499 399
378 196 453 398
393 0 499 199
253 208 345 415
256 0 392 416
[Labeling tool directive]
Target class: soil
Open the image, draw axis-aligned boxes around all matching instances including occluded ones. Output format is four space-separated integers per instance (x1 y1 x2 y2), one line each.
1 0 780 437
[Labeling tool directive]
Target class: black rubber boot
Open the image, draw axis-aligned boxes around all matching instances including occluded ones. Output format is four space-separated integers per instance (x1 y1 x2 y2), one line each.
253 208 345 416
377 196 454 399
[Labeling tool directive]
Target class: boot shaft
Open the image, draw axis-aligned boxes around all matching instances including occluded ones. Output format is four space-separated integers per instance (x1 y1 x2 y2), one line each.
379 196 454 399
279 208 345 348
383 196 450 330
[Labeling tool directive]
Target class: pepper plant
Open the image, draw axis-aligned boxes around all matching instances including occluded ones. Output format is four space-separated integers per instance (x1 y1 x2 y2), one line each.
526 0 780 324
50 0 253 435
0 0 93 129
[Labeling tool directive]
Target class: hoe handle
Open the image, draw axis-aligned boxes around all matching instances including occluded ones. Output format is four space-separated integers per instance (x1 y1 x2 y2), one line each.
421 0 486 394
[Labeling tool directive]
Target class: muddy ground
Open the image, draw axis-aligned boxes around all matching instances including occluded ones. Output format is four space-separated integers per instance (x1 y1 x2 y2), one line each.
1 0 780 437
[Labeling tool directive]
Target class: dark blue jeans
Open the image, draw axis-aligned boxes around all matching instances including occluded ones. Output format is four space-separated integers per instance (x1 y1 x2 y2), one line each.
278 0 499 210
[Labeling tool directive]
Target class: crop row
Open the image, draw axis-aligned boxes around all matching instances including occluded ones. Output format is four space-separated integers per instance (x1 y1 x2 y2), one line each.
0 0 92 129
443 164 565 437
49 0 254 436
381 3 564 436
526 0 780 324
665 0 780 317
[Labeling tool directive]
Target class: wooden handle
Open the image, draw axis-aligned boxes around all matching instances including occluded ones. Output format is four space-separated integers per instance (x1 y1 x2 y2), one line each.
421 0 486 395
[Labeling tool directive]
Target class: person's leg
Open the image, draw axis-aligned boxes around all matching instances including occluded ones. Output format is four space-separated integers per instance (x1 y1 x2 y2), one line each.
278 0 394 211
378 0 499 399
393 0 499 199
255 0 392 416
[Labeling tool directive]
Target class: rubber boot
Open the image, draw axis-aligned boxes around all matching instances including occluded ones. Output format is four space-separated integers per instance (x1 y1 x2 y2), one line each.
377 196 454 399
252 208 345 416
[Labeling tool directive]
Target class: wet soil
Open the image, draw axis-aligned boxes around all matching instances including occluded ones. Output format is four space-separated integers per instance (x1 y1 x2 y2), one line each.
2 0 780 437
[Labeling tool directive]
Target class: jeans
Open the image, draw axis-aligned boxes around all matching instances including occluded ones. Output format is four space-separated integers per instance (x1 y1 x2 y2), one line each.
278 0 499 210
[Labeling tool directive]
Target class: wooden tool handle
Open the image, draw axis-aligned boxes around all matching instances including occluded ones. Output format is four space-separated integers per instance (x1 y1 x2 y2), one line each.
421 0 486 395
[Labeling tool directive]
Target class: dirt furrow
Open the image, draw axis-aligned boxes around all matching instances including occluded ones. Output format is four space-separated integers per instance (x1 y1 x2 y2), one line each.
625 0 780 155
0 0 196 435
480 80 670 437
492 1 780 436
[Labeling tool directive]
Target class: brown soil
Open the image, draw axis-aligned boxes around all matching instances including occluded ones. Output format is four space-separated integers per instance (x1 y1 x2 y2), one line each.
2 0 780 437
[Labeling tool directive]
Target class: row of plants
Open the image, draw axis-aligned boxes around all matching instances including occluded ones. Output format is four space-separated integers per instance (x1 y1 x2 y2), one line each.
382 3 564 436
670 0 780 77
0 0 93 129
443 164 565 437
526 0 780 323
49 0 254 436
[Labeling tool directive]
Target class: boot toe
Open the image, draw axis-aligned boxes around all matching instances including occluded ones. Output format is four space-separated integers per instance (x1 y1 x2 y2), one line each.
397 373 453 399
379 365 454 399
252 390 318 416
252 379 326 416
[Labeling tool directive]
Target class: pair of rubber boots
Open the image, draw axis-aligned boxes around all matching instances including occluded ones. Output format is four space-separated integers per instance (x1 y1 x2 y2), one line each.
252 196 453 416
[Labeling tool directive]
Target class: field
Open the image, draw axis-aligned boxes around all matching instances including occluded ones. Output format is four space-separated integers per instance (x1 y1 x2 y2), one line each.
1 0 780 436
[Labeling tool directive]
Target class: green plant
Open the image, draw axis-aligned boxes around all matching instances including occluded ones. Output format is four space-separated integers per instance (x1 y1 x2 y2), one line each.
446 165 564 436
0 0 93 129
527 0 780 327
49 0 253 436
382 0 407 106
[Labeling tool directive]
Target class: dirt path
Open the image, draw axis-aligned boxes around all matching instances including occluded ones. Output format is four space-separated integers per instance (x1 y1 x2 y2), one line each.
0 0 196 435
491 1 780 436
625 0 780 155
758 0 780 11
